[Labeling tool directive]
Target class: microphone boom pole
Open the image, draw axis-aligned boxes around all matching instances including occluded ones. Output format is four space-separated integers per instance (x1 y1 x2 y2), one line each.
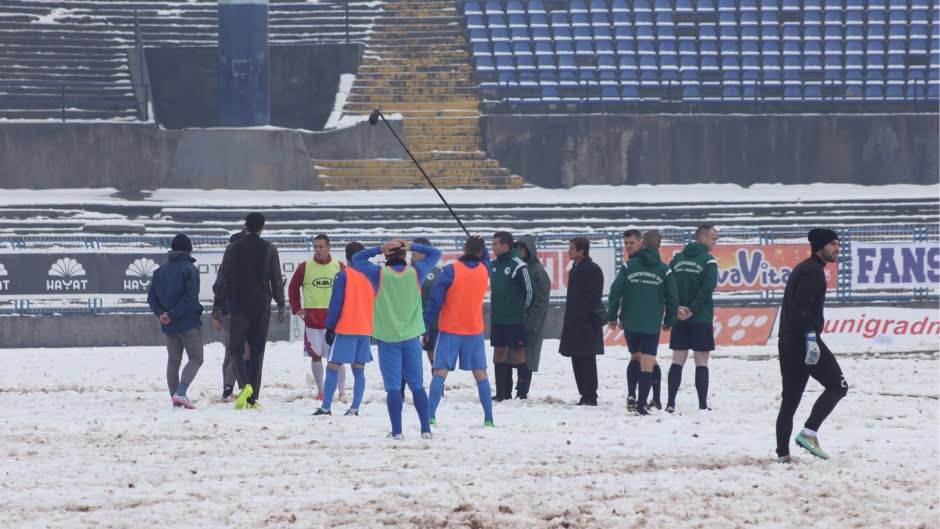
368 108 471 238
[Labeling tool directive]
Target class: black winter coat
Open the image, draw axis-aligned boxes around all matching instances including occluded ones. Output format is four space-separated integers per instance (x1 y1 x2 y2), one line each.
559 257 605 357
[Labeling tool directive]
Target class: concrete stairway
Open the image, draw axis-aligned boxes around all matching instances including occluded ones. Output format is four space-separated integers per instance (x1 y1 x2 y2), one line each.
315 0 522 189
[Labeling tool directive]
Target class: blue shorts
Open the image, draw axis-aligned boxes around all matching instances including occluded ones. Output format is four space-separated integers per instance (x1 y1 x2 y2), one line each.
432 331 487 371
668 320 716 352
328 334 373 364
377 338 424 391
626 331 660 356
490 323 527 348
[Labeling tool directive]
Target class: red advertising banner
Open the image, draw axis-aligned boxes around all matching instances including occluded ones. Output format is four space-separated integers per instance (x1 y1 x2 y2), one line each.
659 244 837 292
603 306 779 347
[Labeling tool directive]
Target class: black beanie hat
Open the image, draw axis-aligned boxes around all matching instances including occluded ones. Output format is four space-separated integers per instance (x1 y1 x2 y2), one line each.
171 233 193 253
808 228 838 253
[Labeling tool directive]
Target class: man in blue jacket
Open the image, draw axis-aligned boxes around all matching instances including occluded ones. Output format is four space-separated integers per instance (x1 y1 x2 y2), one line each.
148 233 204 409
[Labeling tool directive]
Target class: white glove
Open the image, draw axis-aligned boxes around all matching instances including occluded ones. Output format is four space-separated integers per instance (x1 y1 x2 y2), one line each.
804 332 820 365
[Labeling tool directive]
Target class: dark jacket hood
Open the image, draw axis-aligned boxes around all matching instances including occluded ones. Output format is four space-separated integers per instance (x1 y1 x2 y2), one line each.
168 250 195 263
517 236 538 264
635 247 662 266
682 241 708 257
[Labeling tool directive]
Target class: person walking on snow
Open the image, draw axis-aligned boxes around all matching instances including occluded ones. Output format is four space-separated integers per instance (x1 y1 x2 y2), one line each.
288 233 347 402
212 212 287 410
489 231 534 401
314 242 374 417
513 236 550 398
775 228 847 462
606 230 678 415
559 237 605 406
148 233 204 409
666 225 719 413
352 239 441 439
423 236 494 427
610 229 644 411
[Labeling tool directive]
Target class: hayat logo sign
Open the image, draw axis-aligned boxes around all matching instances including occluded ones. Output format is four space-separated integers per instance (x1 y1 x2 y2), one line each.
661 244 836 292
0 262 8 291
46 257 88 291
852 243 940 290
124 258 158 291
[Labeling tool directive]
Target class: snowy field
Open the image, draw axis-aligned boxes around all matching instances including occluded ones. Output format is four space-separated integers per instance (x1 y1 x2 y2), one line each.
2 340 938 529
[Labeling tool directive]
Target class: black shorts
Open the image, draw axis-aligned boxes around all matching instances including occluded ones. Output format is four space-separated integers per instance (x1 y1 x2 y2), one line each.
625 331 659 355
490 323 527 349
668 320 716 352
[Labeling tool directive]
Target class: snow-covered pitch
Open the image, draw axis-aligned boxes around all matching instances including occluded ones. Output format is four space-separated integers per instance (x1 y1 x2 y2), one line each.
3 341 937 528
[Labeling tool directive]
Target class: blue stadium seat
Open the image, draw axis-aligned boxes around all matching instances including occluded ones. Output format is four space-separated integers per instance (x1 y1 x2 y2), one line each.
487 14 506 27
475 55 495 71
576 39 595 53
595 26 613 39
465 1 484 15
473 42 492 55
596 39 615 53
467 14 485 28
556 41 574 54
485 1 504 14
531 13 549 27
601 85 620 100
494 41 512 55
537 54 556 69
469 28 488 42
611 0 629 12
506 1 525 14
572 13 590 26
491 26 510 40
675 0 694 11
552 26 573 41
621 84 641 100
590 0 608 12
511 27 530 40
592 12 610 25
865 85 884 99
558 54 576 69
599 54 617 69
509 14 527 27
570 0 589 13
513 41 532 54
635 0 653 12
616 38 636 53
550 12 570 26
528 0 546 13
532 26 551 40
496 55 515 69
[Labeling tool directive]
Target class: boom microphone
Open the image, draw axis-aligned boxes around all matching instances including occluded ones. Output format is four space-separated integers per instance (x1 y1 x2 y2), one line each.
367 108 471 237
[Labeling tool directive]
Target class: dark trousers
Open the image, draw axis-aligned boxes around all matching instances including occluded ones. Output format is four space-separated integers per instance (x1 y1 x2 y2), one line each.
228 310 271 404
775 334 848 457
571 355 598 403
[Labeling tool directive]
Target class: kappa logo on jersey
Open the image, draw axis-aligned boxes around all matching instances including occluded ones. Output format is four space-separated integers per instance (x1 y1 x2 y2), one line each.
426 272 436 281
504 266 511 275
0 262 9 291
46 257 88 291
313 277 333 288
124 257 158 291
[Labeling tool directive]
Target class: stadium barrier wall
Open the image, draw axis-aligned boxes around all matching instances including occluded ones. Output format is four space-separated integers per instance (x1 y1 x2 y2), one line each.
481 113 939 187
144 44 363 131
1 303 936 349
0 119 404 190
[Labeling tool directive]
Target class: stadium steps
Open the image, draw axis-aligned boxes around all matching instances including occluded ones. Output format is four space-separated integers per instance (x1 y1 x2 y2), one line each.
316 0 521 189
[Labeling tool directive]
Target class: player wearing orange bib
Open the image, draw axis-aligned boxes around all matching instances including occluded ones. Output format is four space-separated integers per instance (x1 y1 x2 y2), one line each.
423 236 494 427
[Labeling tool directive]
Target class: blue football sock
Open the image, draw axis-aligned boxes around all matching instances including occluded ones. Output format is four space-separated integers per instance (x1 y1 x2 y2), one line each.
386 390 403 435
428 375 445 419
175 382 189 397
321 367 338 411
477 379 494 422
409 385 431 433
351 367 366 410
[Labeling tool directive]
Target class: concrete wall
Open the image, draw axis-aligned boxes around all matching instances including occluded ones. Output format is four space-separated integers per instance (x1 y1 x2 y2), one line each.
482 113 939 188
0 305 551 348
0 119 404 190
146 44 362 131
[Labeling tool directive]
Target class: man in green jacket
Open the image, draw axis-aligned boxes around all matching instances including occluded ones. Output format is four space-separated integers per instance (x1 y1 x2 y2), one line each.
608 229 644 410
490 231 534 402
666 225 719 413
513 236 550 399
606 230 678 415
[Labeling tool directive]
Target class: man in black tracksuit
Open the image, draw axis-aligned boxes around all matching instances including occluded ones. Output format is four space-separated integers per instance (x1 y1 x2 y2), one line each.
775 228 847 462
212 212 287 409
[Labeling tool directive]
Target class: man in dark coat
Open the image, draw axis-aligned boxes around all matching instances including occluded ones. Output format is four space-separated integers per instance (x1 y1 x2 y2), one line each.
775 228 847 462
559 237 605 406
211 212 287 410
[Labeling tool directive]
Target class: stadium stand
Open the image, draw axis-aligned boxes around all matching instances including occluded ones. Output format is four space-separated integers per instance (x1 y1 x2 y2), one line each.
466 0 940 104
0 0 381 121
